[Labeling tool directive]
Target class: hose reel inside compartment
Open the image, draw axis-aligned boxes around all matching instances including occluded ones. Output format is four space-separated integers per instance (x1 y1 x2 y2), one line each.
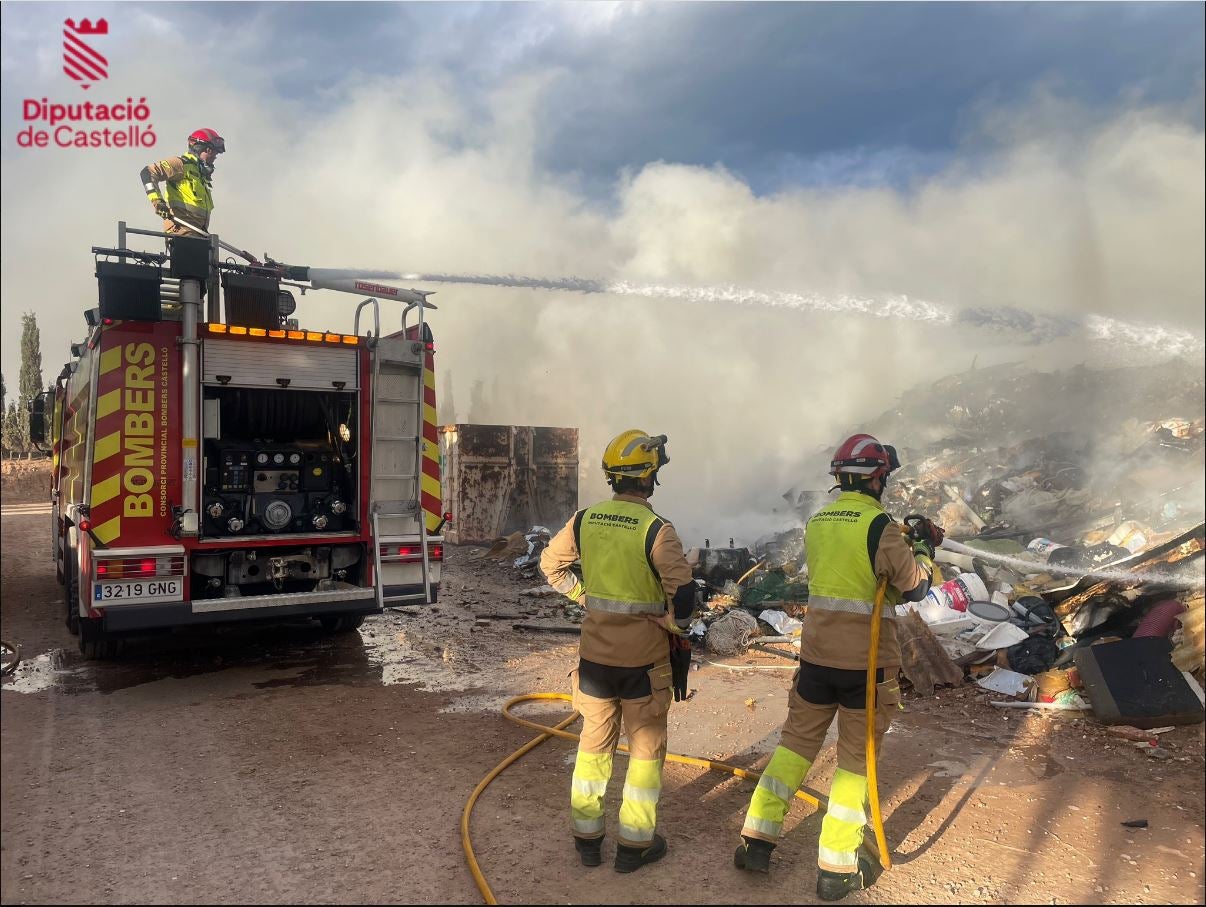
200 388 358 538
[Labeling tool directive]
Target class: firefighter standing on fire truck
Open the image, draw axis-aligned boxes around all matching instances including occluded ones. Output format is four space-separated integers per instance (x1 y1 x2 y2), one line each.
540 430 698 874
139 127 225 235
734 433 944 901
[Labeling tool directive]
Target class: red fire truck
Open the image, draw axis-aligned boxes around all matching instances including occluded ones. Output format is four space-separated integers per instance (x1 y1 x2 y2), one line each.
31 223 445 657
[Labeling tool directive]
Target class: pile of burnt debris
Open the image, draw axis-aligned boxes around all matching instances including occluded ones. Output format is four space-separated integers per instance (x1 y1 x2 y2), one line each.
479 359 1204 730
701 359 1206 730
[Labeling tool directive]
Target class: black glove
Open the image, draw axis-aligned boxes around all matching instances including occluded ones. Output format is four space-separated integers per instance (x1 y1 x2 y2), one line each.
152 199 170 219
669 635 692 702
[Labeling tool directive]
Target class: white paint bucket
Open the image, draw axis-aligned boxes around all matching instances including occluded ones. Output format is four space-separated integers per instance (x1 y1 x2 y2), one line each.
925 572 989 613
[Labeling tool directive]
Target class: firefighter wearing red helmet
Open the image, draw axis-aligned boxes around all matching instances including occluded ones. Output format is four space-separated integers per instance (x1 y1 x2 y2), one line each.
540 430 697 873
139 128 226 235
735 433 944 901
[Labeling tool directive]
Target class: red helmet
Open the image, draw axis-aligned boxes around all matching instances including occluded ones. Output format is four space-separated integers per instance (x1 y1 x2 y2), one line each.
829 433 901 480
188 128 225 153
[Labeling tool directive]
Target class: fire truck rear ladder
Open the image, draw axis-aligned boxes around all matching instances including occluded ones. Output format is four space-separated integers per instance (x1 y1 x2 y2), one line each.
357 298 436 609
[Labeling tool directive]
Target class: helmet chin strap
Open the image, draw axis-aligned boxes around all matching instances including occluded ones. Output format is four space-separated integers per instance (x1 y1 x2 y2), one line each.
835 474 885 499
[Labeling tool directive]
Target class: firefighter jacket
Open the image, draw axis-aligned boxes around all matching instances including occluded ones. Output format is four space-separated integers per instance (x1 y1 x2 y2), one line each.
144 153 213 229
798 491 931 671
541 493 693 668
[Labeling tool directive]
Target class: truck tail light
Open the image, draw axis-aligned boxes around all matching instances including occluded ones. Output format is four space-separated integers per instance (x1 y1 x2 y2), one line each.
94 555 186 580
384 545 443 562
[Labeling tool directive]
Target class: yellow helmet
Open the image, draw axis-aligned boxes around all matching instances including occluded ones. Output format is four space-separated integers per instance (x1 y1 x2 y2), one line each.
602 429 669 481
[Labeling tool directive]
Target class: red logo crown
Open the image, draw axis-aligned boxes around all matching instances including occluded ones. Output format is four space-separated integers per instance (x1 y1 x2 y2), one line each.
63 17 109 90
65 17 109 35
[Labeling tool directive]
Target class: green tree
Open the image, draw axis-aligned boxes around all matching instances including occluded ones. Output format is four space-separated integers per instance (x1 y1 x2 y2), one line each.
2 401 21 454
17 313 43 450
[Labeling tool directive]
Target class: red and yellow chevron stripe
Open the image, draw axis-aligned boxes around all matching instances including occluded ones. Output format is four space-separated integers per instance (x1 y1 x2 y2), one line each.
404 325 442 534
89 341 127 545
419 346 442 533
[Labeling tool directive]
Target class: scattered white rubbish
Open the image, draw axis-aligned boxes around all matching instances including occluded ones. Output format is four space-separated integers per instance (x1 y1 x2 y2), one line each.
758 609 803 637
976 667 1035 697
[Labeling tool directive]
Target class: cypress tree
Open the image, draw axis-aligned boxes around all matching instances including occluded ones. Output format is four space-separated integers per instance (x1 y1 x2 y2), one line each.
2 402 20 453
18 313 43 450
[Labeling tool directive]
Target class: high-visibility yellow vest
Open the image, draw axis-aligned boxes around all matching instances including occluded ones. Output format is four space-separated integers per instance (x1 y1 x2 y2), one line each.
162 153 213 224
805 492 899 618
575 499 666 616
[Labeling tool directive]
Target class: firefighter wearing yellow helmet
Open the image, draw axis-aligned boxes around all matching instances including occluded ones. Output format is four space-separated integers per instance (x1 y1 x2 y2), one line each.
541 429 698 873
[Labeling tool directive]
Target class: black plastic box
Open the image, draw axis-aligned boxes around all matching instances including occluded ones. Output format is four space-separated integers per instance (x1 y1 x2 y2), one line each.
222 272 281 328
1075 637 1204 728
95 260 162 322
168 236 211 280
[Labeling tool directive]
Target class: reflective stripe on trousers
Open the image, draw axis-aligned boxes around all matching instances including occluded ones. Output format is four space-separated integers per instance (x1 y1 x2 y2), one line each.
570 750 612 837
584 594 664 616
617 757 662 844
741 745 812 842
807 593 895 618
817 767 869 872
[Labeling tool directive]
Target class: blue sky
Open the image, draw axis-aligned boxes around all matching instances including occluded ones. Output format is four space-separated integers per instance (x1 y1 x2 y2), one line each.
2 2 1203 536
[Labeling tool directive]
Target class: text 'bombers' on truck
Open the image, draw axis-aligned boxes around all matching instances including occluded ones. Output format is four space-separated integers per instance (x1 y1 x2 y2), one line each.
31 223 446 658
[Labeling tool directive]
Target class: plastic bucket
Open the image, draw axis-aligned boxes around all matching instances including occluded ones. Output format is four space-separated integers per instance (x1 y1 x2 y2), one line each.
926 572 989 613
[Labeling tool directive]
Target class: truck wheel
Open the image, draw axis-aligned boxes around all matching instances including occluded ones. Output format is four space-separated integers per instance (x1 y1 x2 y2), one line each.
78 618 120 659
64 564 80 636
319 614 366 633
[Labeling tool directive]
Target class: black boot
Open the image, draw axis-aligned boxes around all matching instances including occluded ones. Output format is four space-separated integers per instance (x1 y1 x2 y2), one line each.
816 848 883 901
614 834 667 873
734 836 775 874
574 836 603 867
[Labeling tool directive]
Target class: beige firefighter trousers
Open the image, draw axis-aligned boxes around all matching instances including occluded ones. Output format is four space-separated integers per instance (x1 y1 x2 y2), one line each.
569 664 672 846
779 675 898 774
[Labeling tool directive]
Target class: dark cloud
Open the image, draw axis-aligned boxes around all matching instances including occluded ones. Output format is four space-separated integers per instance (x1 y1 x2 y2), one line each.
525 3 1205 192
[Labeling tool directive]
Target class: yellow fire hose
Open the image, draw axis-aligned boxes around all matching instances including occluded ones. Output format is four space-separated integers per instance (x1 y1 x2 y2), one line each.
463 605 898 905
865 575 892 870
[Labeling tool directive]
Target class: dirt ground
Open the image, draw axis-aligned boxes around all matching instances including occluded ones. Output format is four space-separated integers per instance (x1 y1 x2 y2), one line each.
2 465 1204 905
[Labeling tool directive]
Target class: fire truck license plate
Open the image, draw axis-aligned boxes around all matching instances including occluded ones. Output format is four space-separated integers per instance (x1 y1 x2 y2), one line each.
93 579 183 604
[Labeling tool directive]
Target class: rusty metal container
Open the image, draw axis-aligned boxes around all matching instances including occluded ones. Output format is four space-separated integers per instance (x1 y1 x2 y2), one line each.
439 424 579 544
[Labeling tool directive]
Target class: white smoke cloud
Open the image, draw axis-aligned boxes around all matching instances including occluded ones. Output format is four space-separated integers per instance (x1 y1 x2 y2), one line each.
1 7 1202 544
